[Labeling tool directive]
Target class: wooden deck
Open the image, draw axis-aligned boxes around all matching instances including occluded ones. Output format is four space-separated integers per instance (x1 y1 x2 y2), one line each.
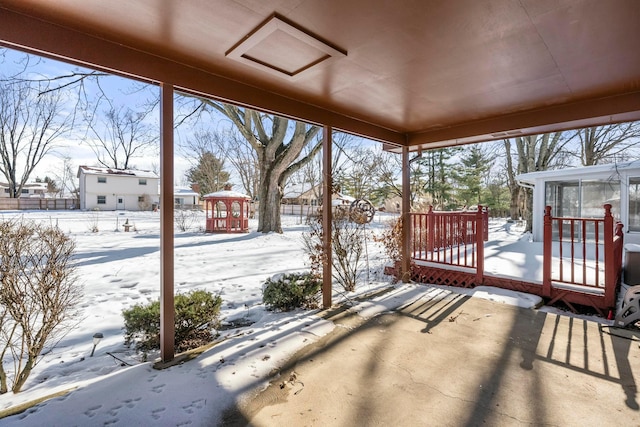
397 205 624 316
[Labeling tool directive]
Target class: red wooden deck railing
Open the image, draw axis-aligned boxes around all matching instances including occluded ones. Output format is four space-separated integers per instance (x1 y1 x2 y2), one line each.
542 204 624 308
411 206 487 284
407 204 623 313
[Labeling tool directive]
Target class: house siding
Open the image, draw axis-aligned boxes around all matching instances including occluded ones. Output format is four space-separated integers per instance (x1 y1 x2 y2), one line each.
78 167 159 211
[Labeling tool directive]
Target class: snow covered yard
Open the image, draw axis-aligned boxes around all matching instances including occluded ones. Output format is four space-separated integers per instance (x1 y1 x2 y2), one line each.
0 210 615 425
0 209 396 423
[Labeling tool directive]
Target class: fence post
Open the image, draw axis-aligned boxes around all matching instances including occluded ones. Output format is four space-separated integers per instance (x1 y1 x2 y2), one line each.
476 205 484 285
603 204 615 308
542 206 552 298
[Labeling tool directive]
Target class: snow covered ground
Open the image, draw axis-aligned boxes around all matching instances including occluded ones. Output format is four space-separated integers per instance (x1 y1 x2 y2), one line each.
0 211 612 426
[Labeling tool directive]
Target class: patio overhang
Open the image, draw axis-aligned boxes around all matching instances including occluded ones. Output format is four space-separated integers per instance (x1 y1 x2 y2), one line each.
1 0 639 149
2 0 639 362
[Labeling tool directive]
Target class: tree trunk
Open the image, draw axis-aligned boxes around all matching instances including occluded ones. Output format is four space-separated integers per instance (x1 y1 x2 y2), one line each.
0 364 7 394
258 173 283 233
11 356 34 393
524 188 533 233
206 103 321 233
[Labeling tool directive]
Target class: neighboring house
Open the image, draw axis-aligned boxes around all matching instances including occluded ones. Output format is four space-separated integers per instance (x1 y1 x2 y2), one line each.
175 186 200 208
379 196 402 213
282 183 320 206
0 182 48 198
516 160 640 243
77 166 160 211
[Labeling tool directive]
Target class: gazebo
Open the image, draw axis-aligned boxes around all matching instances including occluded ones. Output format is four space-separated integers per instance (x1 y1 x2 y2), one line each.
203 185 251 233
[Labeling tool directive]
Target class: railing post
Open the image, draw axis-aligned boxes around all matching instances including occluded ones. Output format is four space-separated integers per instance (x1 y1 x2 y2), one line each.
483 207 489 241
476 205 484 285
603 204 615 307
542 206 552 298
427 205 434 253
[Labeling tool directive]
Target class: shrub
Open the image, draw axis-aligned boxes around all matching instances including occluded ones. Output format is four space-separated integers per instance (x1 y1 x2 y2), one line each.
174 208 200 232
138 193 152 211
0 220 81 393
122 290 222 354
302 210 368 292
374 216 402 265
262 272 321 311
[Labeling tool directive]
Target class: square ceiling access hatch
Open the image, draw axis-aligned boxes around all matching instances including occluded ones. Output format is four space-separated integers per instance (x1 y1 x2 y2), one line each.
226 14 347 79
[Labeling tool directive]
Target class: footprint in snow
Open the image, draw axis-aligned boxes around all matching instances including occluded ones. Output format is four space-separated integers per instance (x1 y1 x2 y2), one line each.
152 384 166 393
84 404 103 418
119 282 138 289
151 407 166 420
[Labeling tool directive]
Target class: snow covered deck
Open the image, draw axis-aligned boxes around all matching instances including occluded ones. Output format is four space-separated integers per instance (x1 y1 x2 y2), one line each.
407 207 624 315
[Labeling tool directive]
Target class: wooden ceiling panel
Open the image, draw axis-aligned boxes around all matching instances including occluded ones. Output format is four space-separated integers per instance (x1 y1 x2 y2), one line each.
0 0 638 148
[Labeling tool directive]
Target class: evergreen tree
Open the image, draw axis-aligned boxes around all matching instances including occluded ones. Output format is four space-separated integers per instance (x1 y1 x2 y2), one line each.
186 152 230 196
453 145 490 207
418 147 460 210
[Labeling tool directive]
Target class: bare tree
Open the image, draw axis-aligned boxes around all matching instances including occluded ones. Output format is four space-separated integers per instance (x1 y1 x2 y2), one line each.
503 132 571 230
84 104 158 170
51 156 79 199
291 131 358 204
573 122 640 166
0 79 71 197
203 103 321 233
225 132 260 199
0 220 81 393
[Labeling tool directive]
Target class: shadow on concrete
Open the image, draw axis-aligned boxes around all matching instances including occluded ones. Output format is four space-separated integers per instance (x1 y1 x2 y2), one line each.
221 289 640 426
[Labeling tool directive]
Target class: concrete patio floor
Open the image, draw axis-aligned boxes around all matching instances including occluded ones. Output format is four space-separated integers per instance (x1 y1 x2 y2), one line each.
222 289 640 426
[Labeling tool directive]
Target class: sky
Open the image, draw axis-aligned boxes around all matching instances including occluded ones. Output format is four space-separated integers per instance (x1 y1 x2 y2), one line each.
0 211 616 425
0 46 387 194
0 47 209 187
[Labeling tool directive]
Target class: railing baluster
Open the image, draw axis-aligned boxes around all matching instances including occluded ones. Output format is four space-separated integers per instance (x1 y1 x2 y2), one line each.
558 219 563 282
570 219 575 284
594 220 599 287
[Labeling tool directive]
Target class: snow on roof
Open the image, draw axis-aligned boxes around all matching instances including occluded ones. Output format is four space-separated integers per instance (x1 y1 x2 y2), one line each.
77 165 159 179
283 182 316 198
0 182 48 190
203 189 251 199
516 160 640 184
174 187 199 197
332 192 356 206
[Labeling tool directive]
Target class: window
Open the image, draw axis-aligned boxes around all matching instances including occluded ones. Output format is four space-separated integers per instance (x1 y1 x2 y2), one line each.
4 188 10 193
138 196 145 203
97 195 106 204
139 178 147 185
630 178 640 232
98 176 106 183
21 189 29 194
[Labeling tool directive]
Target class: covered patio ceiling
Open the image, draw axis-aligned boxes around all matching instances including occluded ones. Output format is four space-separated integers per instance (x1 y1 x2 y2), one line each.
0 0 639 150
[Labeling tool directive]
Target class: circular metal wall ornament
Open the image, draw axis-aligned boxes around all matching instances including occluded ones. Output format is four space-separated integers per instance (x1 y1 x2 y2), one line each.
350 199 375 224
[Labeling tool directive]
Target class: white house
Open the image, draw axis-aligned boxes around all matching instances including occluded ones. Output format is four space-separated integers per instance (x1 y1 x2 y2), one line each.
77 166 160 211
516 160 640 244
0 182 48 198
174 186 200 208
